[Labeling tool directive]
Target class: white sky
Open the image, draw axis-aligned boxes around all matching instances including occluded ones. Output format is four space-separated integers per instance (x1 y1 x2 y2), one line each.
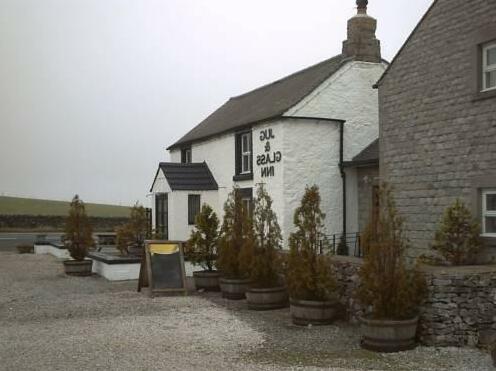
0 0 433 206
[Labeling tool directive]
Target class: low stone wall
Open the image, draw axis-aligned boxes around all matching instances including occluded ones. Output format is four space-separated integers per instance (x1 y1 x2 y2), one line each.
331 256 364 323
418 264 496 347
0 214 129 232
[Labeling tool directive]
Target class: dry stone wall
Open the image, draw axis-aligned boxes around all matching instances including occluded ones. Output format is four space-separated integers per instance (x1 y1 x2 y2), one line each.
419 265 496 347
332 257 496 347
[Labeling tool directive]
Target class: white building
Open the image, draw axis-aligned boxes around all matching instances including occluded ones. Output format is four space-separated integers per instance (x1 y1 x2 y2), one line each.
150 1 387 250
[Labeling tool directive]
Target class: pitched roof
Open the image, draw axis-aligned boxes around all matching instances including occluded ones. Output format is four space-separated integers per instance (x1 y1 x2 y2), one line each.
150 162 218 192
343 139 379 168
168 54 347 150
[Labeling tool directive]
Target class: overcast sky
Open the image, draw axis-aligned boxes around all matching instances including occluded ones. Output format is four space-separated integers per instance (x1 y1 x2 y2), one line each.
0 0 432 207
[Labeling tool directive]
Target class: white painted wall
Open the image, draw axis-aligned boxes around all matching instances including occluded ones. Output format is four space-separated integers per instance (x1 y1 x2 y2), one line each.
152 60 385 246
285 60 387 161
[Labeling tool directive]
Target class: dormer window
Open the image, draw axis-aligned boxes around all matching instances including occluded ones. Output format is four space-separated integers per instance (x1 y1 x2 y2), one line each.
181 147 192 164
482 42 496 92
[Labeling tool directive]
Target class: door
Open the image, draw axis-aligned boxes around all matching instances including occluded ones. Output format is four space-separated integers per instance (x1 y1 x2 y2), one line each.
155 193 168 239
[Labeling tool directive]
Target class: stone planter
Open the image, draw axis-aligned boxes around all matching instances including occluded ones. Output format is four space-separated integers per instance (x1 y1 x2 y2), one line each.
246 286 288 310
219 277 251 300
193 270 221 291
63 259 93 276
290 298 337 325
359 316 419 352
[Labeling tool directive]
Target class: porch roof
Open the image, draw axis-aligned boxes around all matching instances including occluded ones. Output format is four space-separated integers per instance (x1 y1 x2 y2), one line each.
150 162 218 192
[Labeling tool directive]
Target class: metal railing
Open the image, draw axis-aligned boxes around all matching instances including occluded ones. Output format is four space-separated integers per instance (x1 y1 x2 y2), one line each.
319 232 363 258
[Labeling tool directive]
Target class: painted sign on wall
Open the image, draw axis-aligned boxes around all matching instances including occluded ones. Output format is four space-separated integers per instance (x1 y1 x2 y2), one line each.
257 128 282 178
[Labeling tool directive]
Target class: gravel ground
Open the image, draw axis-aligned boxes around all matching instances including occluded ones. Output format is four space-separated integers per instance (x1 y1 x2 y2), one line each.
0 252 493 371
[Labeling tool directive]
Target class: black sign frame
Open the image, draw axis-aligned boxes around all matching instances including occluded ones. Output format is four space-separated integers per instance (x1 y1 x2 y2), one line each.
144 240 187 297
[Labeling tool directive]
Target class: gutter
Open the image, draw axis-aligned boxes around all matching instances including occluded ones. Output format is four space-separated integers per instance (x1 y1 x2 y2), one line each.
339 121 346 238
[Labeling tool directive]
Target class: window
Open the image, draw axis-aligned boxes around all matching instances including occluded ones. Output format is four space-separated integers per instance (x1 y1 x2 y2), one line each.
482 43 496 92
238 188 253 216
188 195 201 225
181 147 192 164
482 190 496 236
240 133 252 174
155 193 168 239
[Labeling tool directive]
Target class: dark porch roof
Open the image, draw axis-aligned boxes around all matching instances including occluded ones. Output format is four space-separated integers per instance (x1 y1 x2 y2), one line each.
343 139 379 168
150 162 218 192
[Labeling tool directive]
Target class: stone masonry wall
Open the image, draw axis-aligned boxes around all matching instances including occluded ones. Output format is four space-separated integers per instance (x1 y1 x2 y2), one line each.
378 0 496 259
419 265 496 347
332 256 364 323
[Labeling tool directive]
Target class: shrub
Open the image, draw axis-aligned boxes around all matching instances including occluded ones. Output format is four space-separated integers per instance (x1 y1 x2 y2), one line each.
64 195 94 261
239 184 283 288
185 204 220 271
217 187 251 279
431 199 482 265
116 203 148 256
357 184 425 320
17 244 33 254
286 185 335 301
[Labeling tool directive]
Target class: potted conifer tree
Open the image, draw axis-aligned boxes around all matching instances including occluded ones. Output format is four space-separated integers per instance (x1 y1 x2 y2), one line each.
63 195 95 276
240 184 288 310
116 202 148 257
186 203 221 291
357 184 426 352
431 199 482 265
217 187 251 300
286 185 337 325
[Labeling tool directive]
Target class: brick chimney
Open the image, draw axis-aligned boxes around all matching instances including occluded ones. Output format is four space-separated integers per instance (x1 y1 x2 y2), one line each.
342 0 381 63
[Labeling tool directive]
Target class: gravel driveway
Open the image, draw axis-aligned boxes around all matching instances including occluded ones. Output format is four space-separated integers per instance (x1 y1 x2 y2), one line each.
0 252 493 370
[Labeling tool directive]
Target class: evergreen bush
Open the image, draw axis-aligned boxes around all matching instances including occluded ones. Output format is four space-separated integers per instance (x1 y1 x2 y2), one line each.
239 184 283 288
115 203 148 256
286 185 335 301
185 204 220 272
357 184 425 320
431 199 482 265
217 187 251 279
64 195 94 261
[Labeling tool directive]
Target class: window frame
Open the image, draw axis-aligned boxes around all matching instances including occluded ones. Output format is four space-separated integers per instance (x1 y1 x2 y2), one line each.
482 42 496 92
188 194 201 225
482 189 496 237
240 132 252 174
181 147 192 164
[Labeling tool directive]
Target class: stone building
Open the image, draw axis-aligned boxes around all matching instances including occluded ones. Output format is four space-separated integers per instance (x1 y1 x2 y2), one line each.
377 0 496 259
150 1 387 247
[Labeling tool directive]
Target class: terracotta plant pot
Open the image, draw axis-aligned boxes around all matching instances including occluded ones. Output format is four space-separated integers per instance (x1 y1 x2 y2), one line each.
246 286 288 310
193 270 220 291
63 259 93 276
290 298 337 326
219 277 251 300
359 316 419 352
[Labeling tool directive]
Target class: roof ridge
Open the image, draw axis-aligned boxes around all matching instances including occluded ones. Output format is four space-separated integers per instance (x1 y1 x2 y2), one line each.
230 54 344 101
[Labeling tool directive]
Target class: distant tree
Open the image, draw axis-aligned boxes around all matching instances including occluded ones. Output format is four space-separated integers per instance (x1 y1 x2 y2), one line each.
286 186 335 301
64 195 94 261
239 184 283 288
432 199 482 265
186 204 220 271
115 202 148 256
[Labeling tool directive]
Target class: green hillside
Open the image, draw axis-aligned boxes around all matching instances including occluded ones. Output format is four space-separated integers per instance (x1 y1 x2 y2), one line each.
0 196 131 218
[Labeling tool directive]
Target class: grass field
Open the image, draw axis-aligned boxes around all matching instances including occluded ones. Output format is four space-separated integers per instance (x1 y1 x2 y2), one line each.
0 196 131 218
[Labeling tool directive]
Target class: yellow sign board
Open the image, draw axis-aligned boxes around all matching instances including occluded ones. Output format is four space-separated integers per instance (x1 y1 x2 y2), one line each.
149 243 179 256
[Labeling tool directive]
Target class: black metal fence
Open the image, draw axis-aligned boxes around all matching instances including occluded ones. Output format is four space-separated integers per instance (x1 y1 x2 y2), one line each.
319 232 363 258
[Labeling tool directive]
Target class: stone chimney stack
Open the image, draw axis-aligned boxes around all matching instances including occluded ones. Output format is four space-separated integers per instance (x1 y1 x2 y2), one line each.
342 0 381 63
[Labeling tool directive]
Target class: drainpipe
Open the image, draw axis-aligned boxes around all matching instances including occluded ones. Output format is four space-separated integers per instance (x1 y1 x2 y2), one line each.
339 121 346 238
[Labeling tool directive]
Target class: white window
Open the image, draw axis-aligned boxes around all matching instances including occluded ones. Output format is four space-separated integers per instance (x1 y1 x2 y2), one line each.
482 43 496 92
241 133 252 174
482 190 496 236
